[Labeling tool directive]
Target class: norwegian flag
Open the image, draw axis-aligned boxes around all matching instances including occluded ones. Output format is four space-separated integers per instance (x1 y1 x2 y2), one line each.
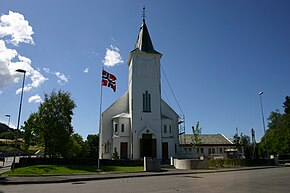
102 69 117 92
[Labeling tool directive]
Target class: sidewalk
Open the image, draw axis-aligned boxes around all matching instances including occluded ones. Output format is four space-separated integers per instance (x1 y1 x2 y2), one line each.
0 166 279 185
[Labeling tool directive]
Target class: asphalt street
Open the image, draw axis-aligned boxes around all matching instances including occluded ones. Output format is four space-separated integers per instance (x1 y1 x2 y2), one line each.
1 167 289 193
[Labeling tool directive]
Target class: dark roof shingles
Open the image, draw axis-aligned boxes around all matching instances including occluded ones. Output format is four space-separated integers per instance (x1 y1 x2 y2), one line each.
182 134 233 145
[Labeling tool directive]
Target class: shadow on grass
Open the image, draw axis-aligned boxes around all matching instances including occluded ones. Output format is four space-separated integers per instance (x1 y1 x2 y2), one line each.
34 165 57 173
63 165 98 173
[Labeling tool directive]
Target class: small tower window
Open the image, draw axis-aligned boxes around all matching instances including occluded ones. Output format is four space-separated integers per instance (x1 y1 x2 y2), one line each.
114 123 118 133
164 125 167 133
143 90 151 112
121 124 125 132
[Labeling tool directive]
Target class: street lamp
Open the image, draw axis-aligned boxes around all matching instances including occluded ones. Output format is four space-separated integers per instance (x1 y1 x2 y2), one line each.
5 114 11 126
12 69 26 171
259 91 269 164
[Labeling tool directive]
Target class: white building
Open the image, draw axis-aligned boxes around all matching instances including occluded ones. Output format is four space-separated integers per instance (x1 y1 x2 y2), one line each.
99 18 180 161
179 134 240 159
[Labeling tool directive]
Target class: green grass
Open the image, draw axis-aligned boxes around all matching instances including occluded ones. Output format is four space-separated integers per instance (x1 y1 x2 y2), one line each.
101 166 144 173
2 165 144 176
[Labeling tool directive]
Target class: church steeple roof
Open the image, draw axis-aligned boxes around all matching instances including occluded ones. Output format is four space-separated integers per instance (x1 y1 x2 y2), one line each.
132 9 161 55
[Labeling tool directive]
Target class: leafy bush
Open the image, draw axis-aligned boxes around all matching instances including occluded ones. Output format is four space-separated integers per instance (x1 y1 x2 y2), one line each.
208 159 246 168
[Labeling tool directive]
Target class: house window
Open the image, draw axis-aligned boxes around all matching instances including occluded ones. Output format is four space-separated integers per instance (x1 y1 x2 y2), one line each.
200 148 204 154
189 148 192 153
219 148 223 153
143 90 151 112
121 124 125 132
197 148 200 153
209 148 215 155
169 125 172 133
164 125 167 133
114 124 118 133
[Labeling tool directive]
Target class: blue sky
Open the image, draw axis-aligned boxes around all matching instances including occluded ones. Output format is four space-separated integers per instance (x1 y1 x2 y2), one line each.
0 0 289 142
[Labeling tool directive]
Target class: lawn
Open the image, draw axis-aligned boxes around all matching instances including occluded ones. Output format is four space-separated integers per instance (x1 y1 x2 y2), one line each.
2 165 144 176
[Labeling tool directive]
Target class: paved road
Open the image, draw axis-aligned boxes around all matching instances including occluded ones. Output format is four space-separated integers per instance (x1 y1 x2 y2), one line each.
1 167 289 193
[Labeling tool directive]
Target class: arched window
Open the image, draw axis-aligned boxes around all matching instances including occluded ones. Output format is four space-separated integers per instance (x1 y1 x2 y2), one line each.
143 90 151 112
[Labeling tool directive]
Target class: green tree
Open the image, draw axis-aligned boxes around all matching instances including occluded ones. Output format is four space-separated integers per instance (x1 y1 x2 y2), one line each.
0 131 14 140
191 121 202 156
283 96 290 114
233 128 241 150
261 96 290 155
240 134 251 159
37 90 76 157
66 133 84 158
22 112 38 151
232 129 252 159
86 134 99 158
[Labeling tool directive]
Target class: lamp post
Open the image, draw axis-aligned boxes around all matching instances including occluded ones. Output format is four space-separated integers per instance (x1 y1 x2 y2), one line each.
259 91 269 164
5 114 11 126
12 69 26 171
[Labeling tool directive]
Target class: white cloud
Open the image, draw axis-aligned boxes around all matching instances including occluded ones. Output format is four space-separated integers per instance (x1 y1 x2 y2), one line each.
83 68 89 73
43 67 50 73
43 67 68 85
14 55 47 94
0 12 46 94
28 94 43 103
55 71 68 85
102 45 123 67
0 11 34 46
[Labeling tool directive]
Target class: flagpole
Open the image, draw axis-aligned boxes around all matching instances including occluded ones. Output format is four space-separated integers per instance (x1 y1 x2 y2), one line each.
98 66 104 170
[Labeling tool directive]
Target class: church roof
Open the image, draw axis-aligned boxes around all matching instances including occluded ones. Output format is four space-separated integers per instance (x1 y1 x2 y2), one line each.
132 19 161 55
112 112 130 119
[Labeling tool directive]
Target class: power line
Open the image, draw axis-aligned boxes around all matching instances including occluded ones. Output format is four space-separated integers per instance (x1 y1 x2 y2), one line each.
160 64 184 116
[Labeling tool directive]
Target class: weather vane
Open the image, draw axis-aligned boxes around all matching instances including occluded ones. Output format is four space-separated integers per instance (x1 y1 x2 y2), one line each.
142 6 146 21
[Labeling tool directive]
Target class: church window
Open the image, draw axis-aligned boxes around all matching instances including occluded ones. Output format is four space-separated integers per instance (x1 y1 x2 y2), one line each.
114 123 118 133
121 124 125 132
143 90 151 112
164 125 167 133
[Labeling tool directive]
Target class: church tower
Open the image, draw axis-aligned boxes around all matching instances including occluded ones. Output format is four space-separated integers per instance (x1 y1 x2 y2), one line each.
128 18 163 159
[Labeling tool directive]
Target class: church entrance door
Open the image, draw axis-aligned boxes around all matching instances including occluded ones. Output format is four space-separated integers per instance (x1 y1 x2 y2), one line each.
140 134 156 158
120 142 128 159
162 142 168 161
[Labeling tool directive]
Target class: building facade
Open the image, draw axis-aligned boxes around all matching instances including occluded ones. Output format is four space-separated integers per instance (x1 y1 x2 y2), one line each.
179 134 240 159
99 18 180 160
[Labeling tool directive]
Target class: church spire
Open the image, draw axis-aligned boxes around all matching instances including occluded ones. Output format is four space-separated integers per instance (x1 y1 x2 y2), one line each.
142 6 146 22
133 7 160 54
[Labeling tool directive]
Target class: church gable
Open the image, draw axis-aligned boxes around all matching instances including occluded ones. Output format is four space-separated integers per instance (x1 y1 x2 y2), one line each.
102 91 129 133
161 99 179 119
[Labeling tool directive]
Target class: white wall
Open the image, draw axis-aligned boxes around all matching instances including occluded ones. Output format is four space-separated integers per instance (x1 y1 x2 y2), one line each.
100 92 129 159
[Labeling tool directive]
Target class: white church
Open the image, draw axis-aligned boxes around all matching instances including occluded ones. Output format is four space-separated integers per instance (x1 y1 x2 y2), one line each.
99 17 180 161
